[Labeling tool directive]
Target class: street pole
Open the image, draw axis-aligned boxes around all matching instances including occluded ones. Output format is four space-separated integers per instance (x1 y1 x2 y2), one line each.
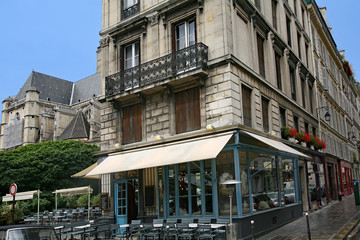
12 195 15 224
306 212 311 240
251 220 255 240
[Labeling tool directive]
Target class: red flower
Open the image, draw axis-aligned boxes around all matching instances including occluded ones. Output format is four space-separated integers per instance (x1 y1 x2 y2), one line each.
303 133 311 143
321 140 326 149
289 128 298 138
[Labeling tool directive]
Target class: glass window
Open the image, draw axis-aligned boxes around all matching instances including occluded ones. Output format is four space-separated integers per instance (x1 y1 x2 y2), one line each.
176 20 195 51
280 158 295 205
190 162 202 215
204 160 213 215
257 34 265 77
179 163 189 215
249 152 279 212
239 150 250 214
124 0 138 9
216 151 237 215
242 86 252 127
169 165 176 216
124 42 139 70
158 167 164 217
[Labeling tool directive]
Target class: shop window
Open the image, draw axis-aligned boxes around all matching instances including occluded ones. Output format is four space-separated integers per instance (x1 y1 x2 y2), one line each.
239 150 250 214
216 151 237 215
204 160 213 215
175 87 201 134
158 167 164 217
249 152 279 212
179 163 190 215
280 158 296 205
190 161 202 215
242 86 252 127
122 103 142 144
169 165 176 216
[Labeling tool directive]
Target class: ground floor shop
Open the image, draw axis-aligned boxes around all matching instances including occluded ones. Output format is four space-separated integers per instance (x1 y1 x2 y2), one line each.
339 160 354 197
88 130 309 238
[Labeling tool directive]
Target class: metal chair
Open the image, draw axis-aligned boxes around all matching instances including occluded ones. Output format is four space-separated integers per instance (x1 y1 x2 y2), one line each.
197 224 219 240
176 223 197 240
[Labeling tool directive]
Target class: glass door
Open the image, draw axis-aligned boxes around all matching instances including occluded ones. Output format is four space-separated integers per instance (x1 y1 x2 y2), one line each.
114 179 139 225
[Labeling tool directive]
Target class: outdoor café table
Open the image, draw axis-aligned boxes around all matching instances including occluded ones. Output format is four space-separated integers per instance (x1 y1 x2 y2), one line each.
69 224 91 240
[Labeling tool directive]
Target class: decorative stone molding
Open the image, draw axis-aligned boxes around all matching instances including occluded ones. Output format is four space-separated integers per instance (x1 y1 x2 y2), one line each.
198 0 204 13
99 36 111 48
148 12 160 26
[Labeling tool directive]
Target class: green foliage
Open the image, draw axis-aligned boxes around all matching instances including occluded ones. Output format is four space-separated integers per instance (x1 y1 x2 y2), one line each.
0 204 24 224
65 196 78 209
0 140 99 196
76 195 89 207
91 194 100 207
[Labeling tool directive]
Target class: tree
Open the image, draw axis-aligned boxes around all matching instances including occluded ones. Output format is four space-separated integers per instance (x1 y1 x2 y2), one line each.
0 140 99 196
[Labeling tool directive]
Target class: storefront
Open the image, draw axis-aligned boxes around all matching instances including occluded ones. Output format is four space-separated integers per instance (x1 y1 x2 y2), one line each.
87 130 309 238
339 160 353 196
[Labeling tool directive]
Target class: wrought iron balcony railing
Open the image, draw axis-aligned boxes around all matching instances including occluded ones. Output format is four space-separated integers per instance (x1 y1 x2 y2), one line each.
122 3 140 20
105 43 208 97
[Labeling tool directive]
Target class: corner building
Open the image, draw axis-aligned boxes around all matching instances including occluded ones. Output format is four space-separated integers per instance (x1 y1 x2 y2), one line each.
90 0 359 238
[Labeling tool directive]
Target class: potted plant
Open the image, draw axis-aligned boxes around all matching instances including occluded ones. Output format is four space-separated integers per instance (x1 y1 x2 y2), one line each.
296 132 310 146
281 126 290 139
288 128 298 142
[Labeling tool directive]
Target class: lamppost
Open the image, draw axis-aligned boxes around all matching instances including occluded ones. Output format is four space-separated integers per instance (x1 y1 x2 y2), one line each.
316 106 331 147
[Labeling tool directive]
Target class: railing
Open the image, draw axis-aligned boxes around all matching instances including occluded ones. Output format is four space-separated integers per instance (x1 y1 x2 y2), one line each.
122 3 140 20
105 43 208 97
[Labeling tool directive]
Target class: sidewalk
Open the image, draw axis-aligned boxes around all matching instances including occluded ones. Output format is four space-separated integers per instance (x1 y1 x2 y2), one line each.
257 194 360 240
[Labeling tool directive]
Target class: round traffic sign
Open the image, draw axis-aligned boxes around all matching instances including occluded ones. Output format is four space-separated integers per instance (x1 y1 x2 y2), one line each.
9 183 17 196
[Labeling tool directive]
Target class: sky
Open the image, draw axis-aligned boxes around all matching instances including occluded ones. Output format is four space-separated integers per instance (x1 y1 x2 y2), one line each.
0 1 359 114
0 1 101 113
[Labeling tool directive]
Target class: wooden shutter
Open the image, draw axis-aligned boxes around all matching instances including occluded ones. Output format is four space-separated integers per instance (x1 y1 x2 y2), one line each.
175 91 187 133
257 34 265 77
122 106 132 144
262 97 269 133
242 86 252 127
133 103 142 142
122 103 142 144
188 88 200 130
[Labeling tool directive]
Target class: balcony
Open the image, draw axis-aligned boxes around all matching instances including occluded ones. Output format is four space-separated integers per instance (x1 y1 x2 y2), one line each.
105 43 208 97
122 2 140 20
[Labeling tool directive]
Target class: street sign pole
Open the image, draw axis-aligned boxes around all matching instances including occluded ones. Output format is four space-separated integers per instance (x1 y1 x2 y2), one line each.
9 183 17 224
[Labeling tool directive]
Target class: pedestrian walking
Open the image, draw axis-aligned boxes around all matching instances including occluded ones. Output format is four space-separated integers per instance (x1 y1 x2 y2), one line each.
316 186 322 208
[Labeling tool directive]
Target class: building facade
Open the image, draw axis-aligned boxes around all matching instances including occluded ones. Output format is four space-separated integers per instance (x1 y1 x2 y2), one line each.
87 0 359 238
0 71 102 150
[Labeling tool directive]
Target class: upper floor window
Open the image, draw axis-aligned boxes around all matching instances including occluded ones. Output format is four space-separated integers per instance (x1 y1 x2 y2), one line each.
255 0 261 10
122 103 142 144
301 77 306 108
286 16 292 47
242 86 252 127
275 52 282 90
297 32 302 59
272 0 278 30
175 87 200 134
289 66 296 101
262 97 270 133
124 42 139 70
256 34 265 78
279 107 286 128
122 0 139 19
175 20 196 51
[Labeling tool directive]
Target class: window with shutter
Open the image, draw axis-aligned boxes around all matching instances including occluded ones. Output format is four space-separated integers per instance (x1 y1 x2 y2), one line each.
262 97 270 133
322 67 329 90
257 34 265 78
289 66 296 101
122 103 142 144
242 86 252 127
175 87 200 133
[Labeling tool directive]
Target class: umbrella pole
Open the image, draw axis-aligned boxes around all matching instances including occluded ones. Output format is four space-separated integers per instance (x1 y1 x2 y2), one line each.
37 190 40 225
88 186 90 221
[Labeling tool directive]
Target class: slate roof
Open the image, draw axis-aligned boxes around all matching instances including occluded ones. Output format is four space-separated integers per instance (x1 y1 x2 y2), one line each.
16 71 73 105
57 111 90 140
14 71 101 106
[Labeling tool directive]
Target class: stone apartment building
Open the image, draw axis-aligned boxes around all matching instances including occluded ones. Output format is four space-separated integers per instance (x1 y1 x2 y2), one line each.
0 71 102 150
85 0 360 238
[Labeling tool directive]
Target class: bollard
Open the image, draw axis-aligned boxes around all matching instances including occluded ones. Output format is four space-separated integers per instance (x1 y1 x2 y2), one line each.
251 220 255 240
306 213 311 240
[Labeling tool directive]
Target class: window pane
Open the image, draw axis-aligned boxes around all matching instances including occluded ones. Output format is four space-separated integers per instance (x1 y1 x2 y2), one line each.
190 162 201 215
169 166 176 216
249 152 279 212
242 86 252 127
188 21 196 46
216 151 237 215
158 167 164 217
280 158 296 205
239 150 250 214
204 160 213 215
179 163 189 215
176 23 186 50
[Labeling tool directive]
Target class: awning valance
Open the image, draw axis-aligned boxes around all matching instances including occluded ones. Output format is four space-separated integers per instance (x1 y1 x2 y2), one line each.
87 132 234 176
243 131 310 158
2 190 41 202
53 186 93 197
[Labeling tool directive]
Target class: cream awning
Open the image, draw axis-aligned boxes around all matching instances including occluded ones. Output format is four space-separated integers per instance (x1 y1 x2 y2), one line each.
243 131 310 158
71 162 100 179
2 190 41 202
87 132 234 176
53 186 93 196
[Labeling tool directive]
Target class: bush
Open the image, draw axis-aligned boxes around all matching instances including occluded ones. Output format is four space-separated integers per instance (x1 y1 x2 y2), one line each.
0 204 24 225
91 194 100 207
76 195 89 208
